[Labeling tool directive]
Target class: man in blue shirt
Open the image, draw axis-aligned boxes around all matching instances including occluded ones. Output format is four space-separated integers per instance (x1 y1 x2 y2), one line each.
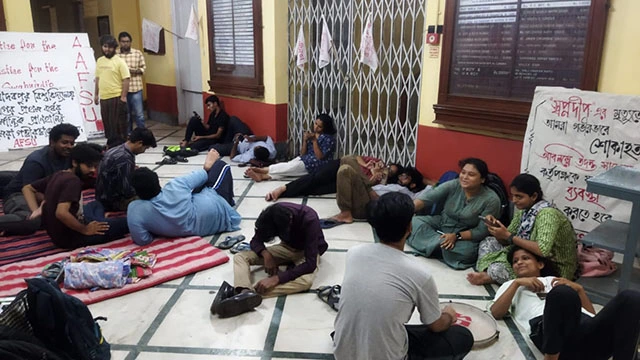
127 149 241 245
0 123 80 236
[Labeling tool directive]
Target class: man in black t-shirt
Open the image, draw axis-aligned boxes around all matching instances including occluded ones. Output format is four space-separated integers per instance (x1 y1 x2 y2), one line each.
180 95 230 151
22 144 128 249
0 123 80 236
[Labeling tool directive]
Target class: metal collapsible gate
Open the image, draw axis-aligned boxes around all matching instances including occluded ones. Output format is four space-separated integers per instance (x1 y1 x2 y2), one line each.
288 0 427 166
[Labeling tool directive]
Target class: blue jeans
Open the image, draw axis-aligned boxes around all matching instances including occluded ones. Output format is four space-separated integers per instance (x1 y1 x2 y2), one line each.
126 90 145 131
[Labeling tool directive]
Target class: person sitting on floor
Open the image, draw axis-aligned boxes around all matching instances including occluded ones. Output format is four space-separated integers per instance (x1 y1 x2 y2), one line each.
180 95 230 151
22 144 129 249
333 192 473 360
232 202 327 300
264 155 402 202
490 246 640 360
323 164 427 228
0 123 80 236
468 173 578 286
245 114 337 182
406 157 501 270
229 133 276 165
127 149 241 245
95 127 157 212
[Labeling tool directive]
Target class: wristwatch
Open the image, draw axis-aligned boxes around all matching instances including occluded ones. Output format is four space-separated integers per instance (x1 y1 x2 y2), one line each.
455 232 463 241
506 233 515 245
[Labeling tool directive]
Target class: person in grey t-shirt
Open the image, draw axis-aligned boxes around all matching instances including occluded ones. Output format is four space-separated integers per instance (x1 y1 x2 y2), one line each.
333 192 473 360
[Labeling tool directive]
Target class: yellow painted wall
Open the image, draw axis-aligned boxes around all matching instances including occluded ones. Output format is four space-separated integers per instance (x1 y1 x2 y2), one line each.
3 0 34 32
199 0 288 105
418 0 640 135
111 0 141 51
598 0 640 95
139 0 176 87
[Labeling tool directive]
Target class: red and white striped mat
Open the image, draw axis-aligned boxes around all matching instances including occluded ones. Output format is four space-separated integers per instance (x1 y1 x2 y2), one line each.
0 236 228 305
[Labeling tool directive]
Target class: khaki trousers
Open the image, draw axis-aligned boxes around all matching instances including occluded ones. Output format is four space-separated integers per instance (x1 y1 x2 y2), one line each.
336 156 371 219
233 243 318 298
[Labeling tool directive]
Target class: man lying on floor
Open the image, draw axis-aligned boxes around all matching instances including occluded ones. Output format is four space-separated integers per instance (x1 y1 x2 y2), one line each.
22 144 129 249
127 149 241 245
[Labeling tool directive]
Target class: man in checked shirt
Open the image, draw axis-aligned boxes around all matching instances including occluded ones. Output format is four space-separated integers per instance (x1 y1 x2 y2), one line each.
117 31 147 132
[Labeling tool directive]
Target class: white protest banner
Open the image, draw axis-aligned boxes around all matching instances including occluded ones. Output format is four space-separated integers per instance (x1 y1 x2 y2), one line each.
143 18 162 53
0 32 98 147
318 16 332 69
184 4 199 41
295 27 307 69
0 87 83 151
521 87 640 238
359 15 378 71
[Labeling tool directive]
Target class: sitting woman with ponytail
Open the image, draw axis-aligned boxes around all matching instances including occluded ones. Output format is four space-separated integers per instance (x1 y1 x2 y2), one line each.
468 173 578 285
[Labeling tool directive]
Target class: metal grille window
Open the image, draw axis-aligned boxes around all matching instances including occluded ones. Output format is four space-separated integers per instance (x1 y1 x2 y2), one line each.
207 0 264 97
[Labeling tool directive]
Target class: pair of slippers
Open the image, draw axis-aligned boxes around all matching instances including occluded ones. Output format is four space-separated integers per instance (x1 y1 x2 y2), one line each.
316 285 341 311
319 218 349 229
230 242 251 254
216 235 246 250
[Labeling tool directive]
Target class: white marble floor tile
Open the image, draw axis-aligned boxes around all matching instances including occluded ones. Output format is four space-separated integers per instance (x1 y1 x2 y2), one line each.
137 354 258 360
110 350 130 360
311 251 346 289
0 148 32 161
148 289 276 350
156 136 185 145
326 239 372 250
410 256 492 297
135 153 165 165
235 197 302 218
148 123 183 130
274 293 336 353
88 287 175 345
304 198 340 219
233 179 251 197
0 161 26 170
230 165 248 179
154 164 204 177
321 221 375 242
245 180 290 197
149 128 181 137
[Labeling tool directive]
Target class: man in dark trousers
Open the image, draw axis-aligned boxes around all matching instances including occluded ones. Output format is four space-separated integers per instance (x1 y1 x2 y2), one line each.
22 144 128 249
181 95 230 151
0 123 80 236
333 192 473 360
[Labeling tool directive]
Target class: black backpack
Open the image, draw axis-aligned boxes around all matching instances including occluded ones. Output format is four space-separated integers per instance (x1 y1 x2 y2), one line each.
485 172 511 226
24 278 110 360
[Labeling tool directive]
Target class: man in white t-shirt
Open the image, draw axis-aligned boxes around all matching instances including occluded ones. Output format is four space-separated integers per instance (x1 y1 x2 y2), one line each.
333 192 473 360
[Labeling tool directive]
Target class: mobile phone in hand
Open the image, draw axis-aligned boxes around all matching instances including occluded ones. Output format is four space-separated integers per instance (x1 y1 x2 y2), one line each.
478 215 497 227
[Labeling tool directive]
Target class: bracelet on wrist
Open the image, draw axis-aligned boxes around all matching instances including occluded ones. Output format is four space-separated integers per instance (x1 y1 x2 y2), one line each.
455 232 463 241
506 233 515 245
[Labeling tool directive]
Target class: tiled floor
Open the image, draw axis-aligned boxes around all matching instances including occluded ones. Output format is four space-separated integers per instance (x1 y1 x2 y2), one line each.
0 122 549 359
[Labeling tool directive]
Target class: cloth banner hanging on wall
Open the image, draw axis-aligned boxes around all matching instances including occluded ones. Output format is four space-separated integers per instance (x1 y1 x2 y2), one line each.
521 86 640 239
318 16 333 69
295 27 307 69
142 18 163 52
359 15 378 71
184 4 199 41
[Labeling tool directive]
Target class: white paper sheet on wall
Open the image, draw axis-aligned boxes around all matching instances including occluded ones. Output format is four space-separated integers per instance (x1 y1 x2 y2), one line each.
142 18 162 53
184 5 199 41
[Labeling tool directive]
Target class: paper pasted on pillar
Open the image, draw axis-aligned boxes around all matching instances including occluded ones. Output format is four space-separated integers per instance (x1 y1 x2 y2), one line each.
0 32 103 148
521 86 640 238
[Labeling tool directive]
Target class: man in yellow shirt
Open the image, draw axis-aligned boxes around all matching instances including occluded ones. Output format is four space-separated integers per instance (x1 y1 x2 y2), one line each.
94 34 130 141
117 31 146 132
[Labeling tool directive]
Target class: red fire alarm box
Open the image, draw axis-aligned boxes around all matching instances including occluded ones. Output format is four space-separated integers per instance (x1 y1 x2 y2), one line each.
426 33 440 45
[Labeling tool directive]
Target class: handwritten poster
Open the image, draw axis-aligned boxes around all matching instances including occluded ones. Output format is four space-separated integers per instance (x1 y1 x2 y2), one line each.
0 32 100 149
0 87 83 150
521 87 640 238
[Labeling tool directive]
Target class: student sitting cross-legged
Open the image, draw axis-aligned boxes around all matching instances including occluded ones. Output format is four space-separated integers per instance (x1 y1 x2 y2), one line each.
333 192 473 360
22 144 129 249
127 149 241 245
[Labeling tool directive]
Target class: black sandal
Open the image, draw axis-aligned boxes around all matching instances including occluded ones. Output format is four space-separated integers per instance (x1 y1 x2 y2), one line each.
156 157 178 165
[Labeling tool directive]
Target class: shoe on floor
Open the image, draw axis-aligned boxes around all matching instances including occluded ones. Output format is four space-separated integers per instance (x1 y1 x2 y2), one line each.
210 281 236 315
216 235 246 250
230 241 251 254
215 290 262 318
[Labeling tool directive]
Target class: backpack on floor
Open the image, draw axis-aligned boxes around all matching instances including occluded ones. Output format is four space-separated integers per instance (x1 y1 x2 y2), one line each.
24 278 110 360
485 172 511 226
163 145 199 158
